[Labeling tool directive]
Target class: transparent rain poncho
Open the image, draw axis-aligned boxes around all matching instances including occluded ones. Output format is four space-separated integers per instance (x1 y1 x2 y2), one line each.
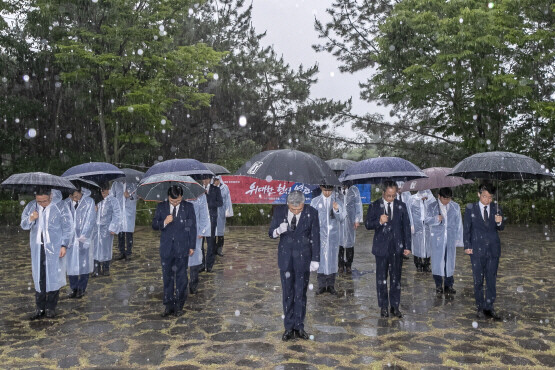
93 193 122 262
343 185 363 249
189 193 211 267
110 181 138 233
409 190 436 258
215 178 233 237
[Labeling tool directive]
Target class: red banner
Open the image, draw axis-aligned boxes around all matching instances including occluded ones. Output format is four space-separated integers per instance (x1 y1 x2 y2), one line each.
221 175 316 204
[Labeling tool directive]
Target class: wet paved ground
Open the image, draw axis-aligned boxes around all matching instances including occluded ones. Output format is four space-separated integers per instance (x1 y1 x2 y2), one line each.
0 224 553 369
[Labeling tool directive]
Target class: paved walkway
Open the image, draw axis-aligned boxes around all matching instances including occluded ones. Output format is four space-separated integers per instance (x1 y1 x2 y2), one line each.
0 224 553 368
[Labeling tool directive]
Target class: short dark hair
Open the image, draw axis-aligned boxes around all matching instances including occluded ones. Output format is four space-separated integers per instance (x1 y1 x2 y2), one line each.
439 187 453 198
99 181 110 191
320 184 334 190
382 180 398 191
478 182 495 195
168 185 183 199
35 187 51 196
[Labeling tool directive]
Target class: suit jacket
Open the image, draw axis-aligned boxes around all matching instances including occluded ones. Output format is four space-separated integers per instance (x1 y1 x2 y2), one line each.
463 202 504 257
206 184 223 217
269 204 320 272
365 198 411 257
152 200 197 259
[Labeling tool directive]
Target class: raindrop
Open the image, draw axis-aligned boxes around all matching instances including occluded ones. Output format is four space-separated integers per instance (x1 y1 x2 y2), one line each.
265 175 272 182
473 114 478 120
27 128 37 138
123 299 128 306
20 200 25 206
281 314 285 319
516 286 524 293
137 49 144 55
128 106 134 113
1 77 6 83
188 8 194 15
389 45 395 51
289 171 293 176
459 18 464 23
238 115 247 127
15 118 20 123
55 82 62 88
92 0 98 3
531 204 535 209
285 271 290 278
66 133 72 139
329 71 335 77
161 119 166 125
309 335 314 340
486 139 491 145
308 284 313 290
158 156 163 161
159 25 165 31
149 285 155 292
488 2 494 8
23 75 30 82
259 209 264 214
213 73 219 80
472 321 478 328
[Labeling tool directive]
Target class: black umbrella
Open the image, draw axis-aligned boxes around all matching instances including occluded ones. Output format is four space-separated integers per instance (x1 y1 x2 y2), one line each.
203 163 231 175
1 172 76 193
235 149 340 186
114 168 145 184
449 151 554 181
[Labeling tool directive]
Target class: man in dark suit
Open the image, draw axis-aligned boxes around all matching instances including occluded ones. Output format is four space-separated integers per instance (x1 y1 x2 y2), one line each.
464 182 504 320
269 191 320 341
365 180 412 318
200 175 223 272
152 186 197 317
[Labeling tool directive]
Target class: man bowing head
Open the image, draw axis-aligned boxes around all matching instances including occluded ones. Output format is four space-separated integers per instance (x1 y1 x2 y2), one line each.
269 191 320 341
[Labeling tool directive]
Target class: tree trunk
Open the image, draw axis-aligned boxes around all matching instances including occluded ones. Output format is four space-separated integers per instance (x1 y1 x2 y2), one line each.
113 120 119 163
97 86 110 162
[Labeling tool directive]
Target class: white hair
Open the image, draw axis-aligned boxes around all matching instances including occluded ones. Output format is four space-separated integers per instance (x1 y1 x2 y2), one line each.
287 190 305 206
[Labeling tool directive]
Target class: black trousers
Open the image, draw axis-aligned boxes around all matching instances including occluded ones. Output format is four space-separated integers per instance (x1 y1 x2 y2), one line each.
338 247 354 268
189 264 201 292
118 232 133 256
470 254 499 311
281 268 310 331
161 252 189 311
317 273 336 289
375 251 403 309
204 213 218 271
216 236 225 253
36 244 60 311
68 274 89 292
433 247 454 288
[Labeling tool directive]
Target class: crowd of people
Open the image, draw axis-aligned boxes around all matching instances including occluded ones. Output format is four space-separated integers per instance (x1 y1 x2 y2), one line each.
19 174 504 343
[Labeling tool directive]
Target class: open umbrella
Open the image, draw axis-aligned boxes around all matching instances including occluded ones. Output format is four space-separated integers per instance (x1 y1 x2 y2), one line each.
325 158 356 178
62 162 125 183
401 167 474 192
449 151 554 181
137 173 205 202
339 157 427 184
235 149 340 186
114 168 145 184
1 172 77 193
203 163 231 175
144 159 214 178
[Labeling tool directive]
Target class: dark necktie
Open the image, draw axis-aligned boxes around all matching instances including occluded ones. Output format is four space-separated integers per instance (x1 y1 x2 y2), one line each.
484 205 488 222
74 201 79 210
387 202 392 219
291 215 297 231
172 205 177 218
41 207 45 244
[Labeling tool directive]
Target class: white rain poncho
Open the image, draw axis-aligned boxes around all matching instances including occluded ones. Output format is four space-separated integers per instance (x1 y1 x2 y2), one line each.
409 190 436 258
93 194 122 262
215 179 233 236
110 181 138 233
188 194 211 267
21 197 72 292
424 200 464 277
343 185 363 248
65 188 97 275
310 193 345 275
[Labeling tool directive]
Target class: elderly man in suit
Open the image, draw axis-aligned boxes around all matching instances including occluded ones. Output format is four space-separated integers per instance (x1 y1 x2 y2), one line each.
464 182 504 320
365 180 412 318
269 191 320 341
152 185 197 317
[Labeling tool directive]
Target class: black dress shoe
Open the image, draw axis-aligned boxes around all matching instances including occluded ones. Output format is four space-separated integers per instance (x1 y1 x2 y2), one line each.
328 286 338 295
29 309 45 321
76 289 85 299
315 287 326 295
161 307 174 317
217 248 224 257
189 287 198 294
402 254 410 260
206 268 212 273
338 266 344 273
484 309 500 320
380 307 389 317
476 310 486 319
282 329 295 341
391 307 403 318
295 329 310 340
174 309 184 317
45 309 56 318
68 289 78 299
435 287 444 294
115 254 126 261
444 286 456 295
346 267 352 274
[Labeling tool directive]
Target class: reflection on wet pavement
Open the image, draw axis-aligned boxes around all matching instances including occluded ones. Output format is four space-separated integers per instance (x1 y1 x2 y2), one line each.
0 224 553 368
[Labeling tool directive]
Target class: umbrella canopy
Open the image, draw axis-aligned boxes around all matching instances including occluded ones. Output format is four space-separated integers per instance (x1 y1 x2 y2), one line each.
144 159 214 178
114 168 145 183
235 149 340 186
325 158 356 172
449 151 554 181
203 163 231 175
62 162 125 183
339 157 427 184
400 167 474 192
137 173 205 202
1 172 76 193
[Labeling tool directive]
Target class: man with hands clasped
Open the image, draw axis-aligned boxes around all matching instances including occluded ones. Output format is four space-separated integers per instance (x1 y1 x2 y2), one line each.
269 191 320 341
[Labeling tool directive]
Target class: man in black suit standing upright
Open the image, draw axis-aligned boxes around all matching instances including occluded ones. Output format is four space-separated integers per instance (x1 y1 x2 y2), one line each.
152 186 197 317
365 180 412 318
201 175 223 272
269 191 320 341
464 182 504 320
